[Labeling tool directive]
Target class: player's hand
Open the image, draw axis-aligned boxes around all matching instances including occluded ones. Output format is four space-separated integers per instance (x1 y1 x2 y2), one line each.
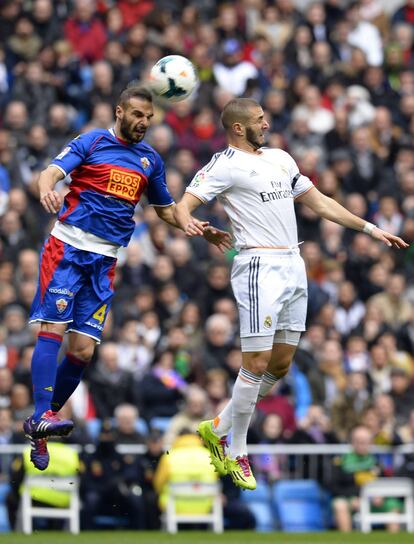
40 190 62 213
203 226 233 253
371 227 409 249
184 218 209 237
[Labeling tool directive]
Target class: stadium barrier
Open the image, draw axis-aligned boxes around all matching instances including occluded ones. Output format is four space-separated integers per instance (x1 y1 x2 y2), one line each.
1 443 413 486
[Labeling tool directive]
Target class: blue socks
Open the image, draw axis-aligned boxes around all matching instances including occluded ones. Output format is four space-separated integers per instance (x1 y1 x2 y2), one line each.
51 353 89 412
32 332 63 420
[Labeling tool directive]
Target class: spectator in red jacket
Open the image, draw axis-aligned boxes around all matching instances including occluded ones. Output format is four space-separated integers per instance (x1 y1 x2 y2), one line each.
64 0 107 64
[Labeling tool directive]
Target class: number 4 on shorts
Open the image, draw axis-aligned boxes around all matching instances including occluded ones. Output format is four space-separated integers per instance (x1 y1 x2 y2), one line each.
93 304 107 324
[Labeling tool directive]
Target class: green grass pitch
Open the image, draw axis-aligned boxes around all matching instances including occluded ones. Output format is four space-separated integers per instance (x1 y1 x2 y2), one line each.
1 532 413 544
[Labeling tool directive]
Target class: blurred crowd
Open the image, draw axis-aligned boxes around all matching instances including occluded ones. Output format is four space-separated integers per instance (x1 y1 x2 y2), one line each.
0 0 414 531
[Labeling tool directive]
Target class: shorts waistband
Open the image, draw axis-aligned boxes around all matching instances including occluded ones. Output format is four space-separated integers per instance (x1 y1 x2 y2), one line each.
238 246 300 256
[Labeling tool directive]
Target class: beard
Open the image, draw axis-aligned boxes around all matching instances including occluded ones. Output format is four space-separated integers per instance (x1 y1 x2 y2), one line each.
245 127 263 150
119 116 145 144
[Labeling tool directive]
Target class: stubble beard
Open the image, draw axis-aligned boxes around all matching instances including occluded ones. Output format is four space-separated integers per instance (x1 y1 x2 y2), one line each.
119 117 144 144
245 127 263 151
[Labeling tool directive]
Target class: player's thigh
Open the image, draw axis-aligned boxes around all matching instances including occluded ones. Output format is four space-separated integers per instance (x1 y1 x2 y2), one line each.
69 255 116 343
276 257 308 333
29 237 85 326
231 253 290 339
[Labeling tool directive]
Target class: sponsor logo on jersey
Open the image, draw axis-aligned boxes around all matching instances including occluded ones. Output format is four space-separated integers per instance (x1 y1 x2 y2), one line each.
56 298 68 313
140 157 150 169
49 287 74 297
107 169 142 201
190 171 207 187
85 321 104 331
260 189 293 202
264 315 272 329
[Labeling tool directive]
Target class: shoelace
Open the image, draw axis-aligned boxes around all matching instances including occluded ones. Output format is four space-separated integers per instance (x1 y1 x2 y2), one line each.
237 456 251 477
219 436 228 452
31 438 48 455
42 410 61 422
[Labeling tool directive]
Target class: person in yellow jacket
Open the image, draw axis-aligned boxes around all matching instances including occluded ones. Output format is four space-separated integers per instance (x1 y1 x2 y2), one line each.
6 441 80 529
153 431 218 515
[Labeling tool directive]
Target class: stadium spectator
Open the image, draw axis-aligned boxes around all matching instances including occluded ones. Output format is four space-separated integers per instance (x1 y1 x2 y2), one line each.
137 349 186 424
112 403 146 445
80 425 145 530
64 0 108 64
153 430 218 517
330 372 371 441
329 425 401 532
163 384 211 449
89 342 137 419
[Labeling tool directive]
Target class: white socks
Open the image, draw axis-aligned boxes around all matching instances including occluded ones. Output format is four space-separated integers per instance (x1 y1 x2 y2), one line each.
213 368 281 458
258 371 281 401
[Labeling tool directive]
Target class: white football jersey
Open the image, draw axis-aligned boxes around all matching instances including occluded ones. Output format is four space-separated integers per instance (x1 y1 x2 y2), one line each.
186 146 314 249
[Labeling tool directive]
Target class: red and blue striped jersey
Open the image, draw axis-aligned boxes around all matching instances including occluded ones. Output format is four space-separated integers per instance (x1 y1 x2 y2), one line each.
51 128 174 246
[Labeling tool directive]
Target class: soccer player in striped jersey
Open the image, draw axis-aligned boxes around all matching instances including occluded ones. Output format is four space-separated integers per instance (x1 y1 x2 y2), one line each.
24 86 231 470
174 98 408 490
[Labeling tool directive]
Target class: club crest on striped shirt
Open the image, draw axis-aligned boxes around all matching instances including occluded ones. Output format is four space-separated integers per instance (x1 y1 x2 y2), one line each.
264 315 272 329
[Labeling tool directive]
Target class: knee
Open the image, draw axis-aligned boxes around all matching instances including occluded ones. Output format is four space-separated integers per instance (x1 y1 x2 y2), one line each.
69 344 95 362
269 351 294 378
273 362 291 379
243 351 271 375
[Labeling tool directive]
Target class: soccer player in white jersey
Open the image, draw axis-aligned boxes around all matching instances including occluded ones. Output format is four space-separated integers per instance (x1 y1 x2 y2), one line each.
174 98 408 490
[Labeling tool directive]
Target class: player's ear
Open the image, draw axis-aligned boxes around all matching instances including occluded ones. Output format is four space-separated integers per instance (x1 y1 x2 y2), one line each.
232 122 244 136
115 104 123 119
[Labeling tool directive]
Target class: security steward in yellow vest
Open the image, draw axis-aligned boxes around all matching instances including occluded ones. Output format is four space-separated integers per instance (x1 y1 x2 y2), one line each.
6 441 79 529
153 431 218 514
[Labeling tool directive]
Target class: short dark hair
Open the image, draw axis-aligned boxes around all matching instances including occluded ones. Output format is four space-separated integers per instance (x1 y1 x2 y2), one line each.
117 85 152 108
221 98 261 130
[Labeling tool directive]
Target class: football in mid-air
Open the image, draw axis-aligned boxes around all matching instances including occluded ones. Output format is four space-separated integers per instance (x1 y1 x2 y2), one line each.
149 55 198 102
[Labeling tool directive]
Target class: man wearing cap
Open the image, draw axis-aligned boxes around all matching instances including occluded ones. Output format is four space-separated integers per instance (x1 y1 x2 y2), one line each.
213 39 258 96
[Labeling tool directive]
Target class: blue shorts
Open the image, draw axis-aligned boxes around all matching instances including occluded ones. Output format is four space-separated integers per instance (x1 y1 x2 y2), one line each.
29 236 117 342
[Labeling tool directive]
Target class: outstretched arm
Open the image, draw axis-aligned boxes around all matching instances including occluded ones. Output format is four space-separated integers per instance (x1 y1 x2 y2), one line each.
153 202 207 232
174 193 233 252
173 193 205 235
296 187 408 249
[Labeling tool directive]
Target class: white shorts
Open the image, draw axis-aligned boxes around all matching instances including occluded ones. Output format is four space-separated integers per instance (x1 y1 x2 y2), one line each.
231 248 308 344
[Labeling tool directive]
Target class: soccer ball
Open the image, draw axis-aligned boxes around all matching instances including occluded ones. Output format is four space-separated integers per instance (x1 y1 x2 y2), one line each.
149 55 198 103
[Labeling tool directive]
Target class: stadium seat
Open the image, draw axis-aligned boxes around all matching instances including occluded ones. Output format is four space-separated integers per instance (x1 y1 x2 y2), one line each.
22 476 80 534
85 418 101 442
359 477 414 533
0 483 10 532
165 482 223 534
150 417 172 433
240 481 274 531
136 418 149 436
272 479 325 532
93 515 130 529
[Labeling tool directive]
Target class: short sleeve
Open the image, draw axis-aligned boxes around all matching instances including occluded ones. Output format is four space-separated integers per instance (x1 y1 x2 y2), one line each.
185 154 232 202
51 133 93 176
279 150 314 198
147 152 174 206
